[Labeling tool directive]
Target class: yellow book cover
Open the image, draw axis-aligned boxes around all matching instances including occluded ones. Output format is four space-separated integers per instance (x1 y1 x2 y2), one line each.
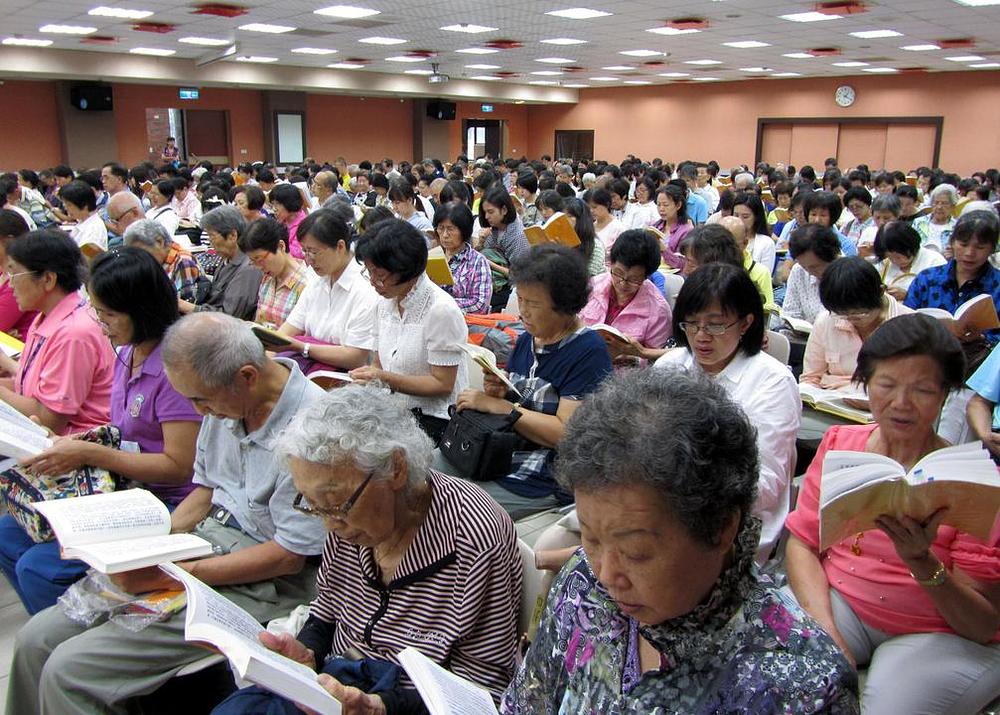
0 332 24 358
425 252 455 286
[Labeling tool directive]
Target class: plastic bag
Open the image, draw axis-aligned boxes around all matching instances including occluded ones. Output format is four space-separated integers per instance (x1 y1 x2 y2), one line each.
58 570 187 632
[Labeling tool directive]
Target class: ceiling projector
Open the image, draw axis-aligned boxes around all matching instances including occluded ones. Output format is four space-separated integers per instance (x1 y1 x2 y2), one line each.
428 63 450 84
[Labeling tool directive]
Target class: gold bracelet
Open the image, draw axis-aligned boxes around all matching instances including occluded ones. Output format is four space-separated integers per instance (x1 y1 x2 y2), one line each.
911 561 947 587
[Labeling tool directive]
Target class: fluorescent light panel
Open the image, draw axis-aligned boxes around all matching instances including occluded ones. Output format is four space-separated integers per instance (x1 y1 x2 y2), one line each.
833 61 868 66
455 47 498 54
783 52 815 59
780 11 841 22
130 47 175 56
531 70 563 75
239 23 295 33
658 71 690 77
88 6 153 19
563 82 589 87
291 47 337 55
971 62 1000 68
849 30 902 39
590 76 619 80
945 55 985 61
440 24 497 33
529 80 558 85
646 26 699 35
619 49 663 57
601 65 632 70
469 74 501 80
358 36 406 44
536 56 574 63
39 24 97 34
179 36 230 46
236 55 278 62
624 80 651 84
901 44 940 51
951 0 1000 5
404 69 433 74
385 55 424 62
464 63 499 69
328 62 364 68
862 67 898 73
723 40 771 48
314 5 381 18
2 37 53 46
541 37 587 45
545 8 612 19
684 59 722 65
772 72 802 77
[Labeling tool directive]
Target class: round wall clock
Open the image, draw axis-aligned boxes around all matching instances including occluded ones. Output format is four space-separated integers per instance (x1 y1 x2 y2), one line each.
835 85 856 107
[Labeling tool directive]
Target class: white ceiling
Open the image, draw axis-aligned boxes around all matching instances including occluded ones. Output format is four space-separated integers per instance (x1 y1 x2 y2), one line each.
2 0 1000 89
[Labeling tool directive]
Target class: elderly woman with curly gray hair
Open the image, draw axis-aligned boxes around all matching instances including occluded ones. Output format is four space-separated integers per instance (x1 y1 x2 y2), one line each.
502 368 858 713
212 383 521 715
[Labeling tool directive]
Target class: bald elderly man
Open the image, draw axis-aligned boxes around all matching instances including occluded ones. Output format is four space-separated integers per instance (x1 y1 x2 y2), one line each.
106 190 145 238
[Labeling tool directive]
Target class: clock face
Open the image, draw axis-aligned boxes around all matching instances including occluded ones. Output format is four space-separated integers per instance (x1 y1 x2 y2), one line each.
835 85 856 107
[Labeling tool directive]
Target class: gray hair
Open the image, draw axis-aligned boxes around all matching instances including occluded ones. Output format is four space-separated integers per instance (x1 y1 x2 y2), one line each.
871 193 901 215
123 218 171 248
930 183 959 206
734 172 755 189
161 312 266 388
201 204 246 238
322 196 356 228
279 384 432 489
556 368 759 546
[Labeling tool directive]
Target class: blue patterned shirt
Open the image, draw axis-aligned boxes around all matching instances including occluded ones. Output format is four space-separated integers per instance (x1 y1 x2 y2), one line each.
444 244 492 314
904 260 1000 345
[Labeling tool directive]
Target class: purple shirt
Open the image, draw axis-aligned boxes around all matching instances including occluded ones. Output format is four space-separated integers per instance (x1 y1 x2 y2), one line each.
445 243 493 314
111 343 202 505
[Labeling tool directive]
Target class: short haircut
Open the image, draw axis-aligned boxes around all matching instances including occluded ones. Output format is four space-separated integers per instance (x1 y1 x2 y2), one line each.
354 218 427 283
101 163 128 182
387 180 415 203
656 184 689 224
773 181 794 198
201 205 246 239
479 184 517 227
731 191 768 236
7 229 85 293
238 217 288 254
270 183 303 213
515 171 538 194
370 172 390 191
536 190 565 214
432 201 474 244
871 193 901 216
843 186 872 207
162 312 266 389
0 209 30 239
951 209 1000 249
609 229 660 276
555 367 758 547
439 180 472 208
170 176 189 192
510 244 590 315
788 223 841 262
671 262 765 356
854 314 965 393
877 221 921 259
241 184 266 211
359 205 395 234
819 256 883 313
587 187 612 210
803 190 843 225
688 224 743 268
929 183 959 206
58 180 98 212
154 179 176 201
52 165 74 179
297 208 353 249
895 184 919 202
90 247 178 343
123 219 172 248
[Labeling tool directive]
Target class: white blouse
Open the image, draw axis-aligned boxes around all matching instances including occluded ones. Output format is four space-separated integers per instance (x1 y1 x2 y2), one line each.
878 247 948 294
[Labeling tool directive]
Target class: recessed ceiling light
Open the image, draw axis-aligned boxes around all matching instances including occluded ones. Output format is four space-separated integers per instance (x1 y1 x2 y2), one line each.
88 6 153 19
692 76 720 81
849 30 902 39
2 37 53 46
531 70 563 75
359 36 406 45
779 11 841 22
862 66 899 73
772 72 803 77
619 49 663 57
602 65 632 70
404 69 433 75
541 37 587 45
646 26 699 36
658 71 690 77
901 44 940 51
536 56 574 63
783 52 815 59
723 40 771 48
469 74 501 80
546 8 612 19
292 47 337 55
236 55 278 63
239 23 295 33
179 36 230 46
455 47 498 54
314 5 381 18
624 79 652 84
945 55 985 61
130 47 175 56
564 82 589 87
385 55 424 62
464 63 500 69
440 24 498 33
971 62 1000 68
590 76 619 81
684 59 722 65
833 60 868 66
39 24 97 34
740 66 772 72
328 61 365 68
514 99 525 104
951 0 1000 5
529 80 558 85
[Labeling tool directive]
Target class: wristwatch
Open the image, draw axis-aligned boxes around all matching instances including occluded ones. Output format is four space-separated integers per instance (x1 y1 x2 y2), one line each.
301 343 310 359
911 561 947 587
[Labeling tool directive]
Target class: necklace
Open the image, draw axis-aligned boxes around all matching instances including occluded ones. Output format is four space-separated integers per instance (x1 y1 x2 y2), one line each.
850 531 865 556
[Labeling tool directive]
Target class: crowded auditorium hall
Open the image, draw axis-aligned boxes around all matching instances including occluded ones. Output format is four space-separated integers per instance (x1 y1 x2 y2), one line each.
3 0 1000 712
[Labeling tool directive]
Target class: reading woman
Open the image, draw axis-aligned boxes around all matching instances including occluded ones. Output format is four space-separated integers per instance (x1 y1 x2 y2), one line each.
786 313 1000 714
0 247 201 614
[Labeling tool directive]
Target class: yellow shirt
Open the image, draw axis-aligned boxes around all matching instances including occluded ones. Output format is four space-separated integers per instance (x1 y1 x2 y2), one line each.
744 252 778 315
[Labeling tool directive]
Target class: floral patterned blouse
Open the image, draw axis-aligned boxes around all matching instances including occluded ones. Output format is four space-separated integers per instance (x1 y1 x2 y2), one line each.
501 517 859 714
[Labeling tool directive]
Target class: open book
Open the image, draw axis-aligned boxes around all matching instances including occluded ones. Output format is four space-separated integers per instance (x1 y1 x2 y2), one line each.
32 490 213 574
590 323 631 346
308 370 353 390
397 647 499 715
426 247 455 287
455 343 522 400
819 442 1000 550
0 331 24 358
917 294 1000 334
251 325 295 351
799 384 873 424
524 212 580 248
160 563 342 715
780 311 812 336
0 398 52 461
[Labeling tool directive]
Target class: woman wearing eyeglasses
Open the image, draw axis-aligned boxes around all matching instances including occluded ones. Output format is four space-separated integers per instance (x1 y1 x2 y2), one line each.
433 202 492 315
654 263 799 563
579 229 671 364
801 256 912 391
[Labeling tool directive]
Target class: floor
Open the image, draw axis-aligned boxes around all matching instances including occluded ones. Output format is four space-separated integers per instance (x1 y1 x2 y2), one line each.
0 578 29 710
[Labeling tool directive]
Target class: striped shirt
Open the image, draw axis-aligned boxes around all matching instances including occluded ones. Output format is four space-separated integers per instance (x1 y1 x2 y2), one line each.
304 470 521 701
255 259 310 329
162 244 202 303
445 244 492 314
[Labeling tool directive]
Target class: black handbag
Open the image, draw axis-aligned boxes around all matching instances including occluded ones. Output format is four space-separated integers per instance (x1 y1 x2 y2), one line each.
439 406 525 482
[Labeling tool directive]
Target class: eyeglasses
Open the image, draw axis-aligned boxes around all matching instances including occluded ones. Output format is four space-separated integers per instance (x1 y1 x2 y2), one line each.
7 270 37 281
609 270 645 287
679 319 741 336
360 266 391 288
832 308 879 322
109 206 137 224
436 224 460 236
293 471 375 520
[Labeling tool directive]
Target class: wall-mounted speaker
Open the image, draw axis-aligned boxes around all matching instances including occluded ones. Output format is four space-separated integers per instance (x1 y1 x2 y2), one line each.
70 85 114 111
426 100 456 121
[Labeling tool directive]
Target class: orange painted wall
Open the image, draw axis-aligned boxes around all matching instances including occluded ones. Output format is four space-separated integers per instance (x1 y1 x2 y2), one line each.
113 84 265 166
306 94 413 164
525 71 1000 175
1 81 62 169
449 101 529 161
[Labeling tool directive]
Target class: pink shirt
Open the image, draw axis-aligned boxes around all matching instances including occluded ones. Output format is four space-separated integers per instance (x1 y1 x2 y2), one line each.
579 272 672 349
285 211 307 259
800 297 912 390
785 423 1000 639
16 291 114 435
0 281 36 338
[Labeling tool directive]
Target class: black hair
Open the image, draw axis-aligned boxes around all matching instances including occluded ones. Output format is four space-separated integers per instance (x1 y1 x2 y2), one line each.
799 165 817 183
788 223 841 262
170 176 189 192
238 217 289 254
439 180 472 208
609 229 660 276
819 257 883 313
257 168 276 184
536 190 564 214
52 165 74 179
563 197 598 266
554 182 576 199
635 176 657 202
58 180 98 212
359 206 395 234
77 170 103 192
432 201 474 244
854 314 965 393
803 190 843 226
0 178 17 199
298 208 354 249
608 178 630 201
873 171 895 188
89 247 178 344
7 229 85 293
950 210 1000 249
479 184 517 228
843 186 872 208
732 192 768 236
672 263 765 356
354 218 427 283
154 179 176 201
387 180 416 204
773 181 794 198
370 173 390 192
270 183 304 213
0 209 30 239
656 184 689 225
587 187 613 211
17 169 40 190
510 244 590 315
876 221 921 260
515 171 538 195
688 224 743 268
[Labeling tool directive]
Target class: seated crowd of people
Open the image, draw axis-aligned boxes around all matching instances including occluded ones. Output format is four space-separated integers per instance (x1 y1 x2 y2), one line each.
0 149 999 715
